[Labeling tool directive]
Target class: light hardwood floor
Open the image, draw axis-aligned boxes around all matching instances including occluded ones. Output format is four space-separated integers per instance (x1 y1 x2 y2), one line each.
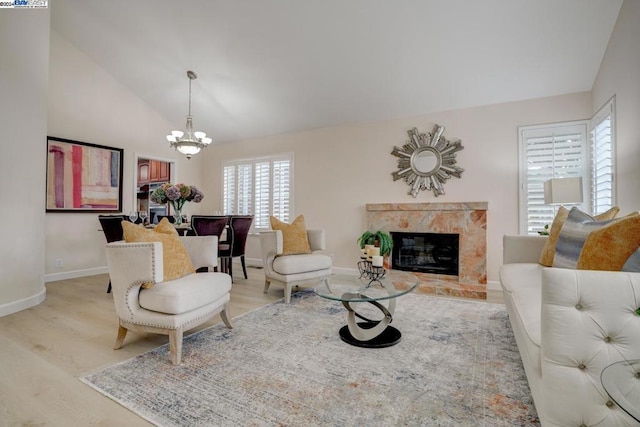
0 266 503 426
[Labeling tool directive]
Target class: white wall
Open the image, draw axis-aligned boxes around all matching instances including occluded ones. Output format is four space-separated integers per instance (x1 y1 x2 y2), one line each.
45 31 205 281
591 0 640 214
41 0 640 287
0 10 49 315
201 92 592 283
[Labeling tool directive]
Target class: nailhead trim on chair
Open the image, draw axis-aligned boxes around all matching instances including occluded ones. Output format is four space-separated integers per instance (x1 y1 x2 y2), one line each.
120 307 223 331
123 279 149 318
123 280 227 330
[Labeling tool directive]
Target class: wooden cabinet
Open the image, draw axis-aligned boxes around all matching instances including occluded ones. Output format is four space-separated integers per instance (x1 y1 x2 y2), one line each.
138 161 150 184
137 159 170 185
150 160 170 182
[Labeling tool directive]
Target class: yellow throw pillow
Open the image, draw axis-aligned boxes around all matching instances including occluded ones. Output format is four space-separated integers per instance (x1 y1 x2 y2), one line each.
270 215 311 255
539 206 569 266
538 206 620 267
121 218 195 288
577 213 640 271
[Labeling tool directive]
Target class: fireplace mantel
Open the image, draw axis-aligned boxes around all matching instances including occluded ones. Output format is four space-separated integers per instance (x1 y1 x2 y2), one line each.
366 202 488 212
366 202 488 299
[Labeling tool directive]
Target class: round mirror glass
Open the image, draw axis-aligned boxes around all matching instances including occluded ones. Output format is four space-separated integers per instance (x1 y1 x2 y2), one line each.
411 147 440 176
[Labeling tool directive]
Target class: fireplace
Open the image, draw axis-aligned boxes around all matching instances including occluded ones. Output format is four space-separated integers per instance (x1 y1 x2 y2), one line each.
391 232 459 275
366 202 487 299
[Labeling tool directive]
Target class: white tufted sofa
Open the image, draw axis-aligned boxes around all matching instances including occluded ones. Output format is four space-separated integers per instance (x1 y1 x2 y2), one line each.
500 235 640 426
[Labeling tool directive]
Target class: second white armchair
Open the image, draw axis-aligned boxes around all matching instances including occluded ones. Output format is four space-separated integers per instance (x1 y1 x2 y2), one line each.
260 229 332 303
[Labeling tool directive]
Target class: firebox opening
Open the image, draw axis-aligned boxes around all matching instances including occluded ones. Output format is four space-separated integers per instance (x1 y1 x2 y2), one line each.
391 231 459 276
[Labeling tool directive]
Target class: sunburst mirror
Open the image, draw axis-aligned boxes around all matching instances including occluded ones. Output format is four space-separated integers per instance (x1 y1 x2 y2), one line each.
391 125 464 197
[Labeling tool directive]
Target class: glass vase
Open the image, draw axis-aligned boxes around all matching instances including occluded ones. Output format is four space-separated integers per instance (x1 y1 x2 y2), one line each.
173 207 183 225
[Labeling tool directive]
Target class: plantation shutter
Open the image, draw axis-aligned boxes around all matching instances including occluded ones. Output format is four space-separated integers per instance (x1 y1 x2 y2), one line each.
590 99 615 215
237 164 252 215
519 122 587 234
222 165 236 215
254 161 271 229
221 153 293 230
272 160 291 224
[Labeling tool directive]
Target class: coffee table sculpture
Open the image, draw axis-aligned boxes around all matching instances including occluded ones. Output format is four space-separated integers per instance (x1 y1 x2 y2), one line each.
314 272 418 348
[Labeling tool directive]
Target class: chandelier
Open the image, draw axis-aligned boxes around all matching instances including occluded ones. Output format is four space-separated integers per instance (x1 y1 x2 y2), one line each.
166 70 212 159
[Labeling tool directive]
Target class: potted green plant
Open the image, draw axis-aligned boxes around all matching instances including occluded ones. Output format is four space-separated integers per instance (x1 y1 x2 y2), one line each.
357 230 393 257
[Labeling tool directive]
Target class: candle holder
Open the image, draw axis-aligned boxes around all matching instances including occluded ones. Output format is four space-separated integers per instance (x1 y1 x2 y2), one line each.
357 259 386 287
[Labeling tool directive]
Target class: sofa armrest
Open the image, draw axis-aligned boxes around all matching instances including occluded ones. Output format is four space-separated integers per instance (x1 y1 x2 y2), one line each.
540 268 640 426
180 235 218 270
502 234 547 264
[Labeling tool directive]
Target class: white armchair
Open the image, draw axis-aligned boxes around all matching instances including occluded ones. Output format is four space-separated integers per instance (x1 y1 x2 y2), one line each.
105 235 233 365
260 229 332 303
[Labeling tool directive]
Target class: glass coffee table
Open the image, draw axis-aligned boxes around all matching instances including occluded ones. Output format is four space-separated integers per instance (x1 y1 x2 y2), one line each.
314 272 419 348
601 359 640 422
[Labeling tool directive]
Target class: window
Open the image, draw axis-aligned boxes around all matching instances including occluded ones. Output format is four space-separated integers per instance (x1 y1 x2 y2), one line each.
518 98 616 234
222 153 293 230
518 122 588 234
590 97 615 216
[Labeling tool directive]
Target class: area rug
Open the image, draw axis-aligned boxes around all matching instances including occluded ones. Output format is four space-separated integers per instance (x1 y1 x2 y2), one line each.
81 291 539 426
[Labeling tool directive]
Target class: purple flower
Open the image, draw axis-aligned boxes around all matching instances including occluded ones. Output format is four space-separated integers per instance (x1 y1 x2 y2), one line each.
190 186 204 203
164 186 181 201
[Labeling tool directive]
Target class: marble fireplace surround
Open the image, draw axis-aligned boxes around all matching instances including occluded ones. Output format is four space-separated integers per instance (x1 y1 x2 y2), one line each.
366 202 487 299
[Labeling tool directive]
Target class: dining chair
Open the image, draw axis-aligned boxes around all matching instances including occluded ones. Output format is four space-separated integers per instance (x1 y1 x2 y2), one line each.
190 215 229 272
98 214 128 293
223 215 253 281
156 215 175 224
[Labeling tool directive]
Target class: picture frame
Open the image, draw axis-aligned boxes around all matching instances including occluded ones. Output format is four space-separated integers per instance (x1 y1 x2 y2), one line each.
46 136 124 212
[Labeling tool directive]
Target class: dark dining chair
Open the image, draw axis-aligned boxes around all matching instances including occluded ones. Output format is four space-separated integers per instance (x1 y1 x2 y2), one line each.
222 215 253 281
190 215 229 272
156 215 175 224
98 214 128 293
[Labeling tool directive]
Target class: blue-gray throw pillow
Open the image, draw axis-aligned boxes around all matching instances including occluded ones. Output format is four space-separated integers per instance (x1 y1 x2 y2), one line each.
553 207 616 269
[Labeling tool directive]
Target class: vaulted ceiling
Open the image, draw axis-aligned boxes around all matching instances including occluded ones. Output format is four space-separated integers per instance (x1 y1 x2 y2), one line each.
51 0 623 144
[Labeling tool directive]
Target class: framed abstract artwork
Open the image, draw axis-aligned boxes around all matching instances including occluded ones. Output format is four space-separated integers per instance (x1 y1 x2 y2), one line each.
46 136 124 212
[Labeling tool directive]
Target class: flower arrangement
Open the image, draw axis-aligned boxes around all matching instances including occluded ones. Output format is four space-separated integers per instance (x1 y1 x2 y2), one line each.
150 183 204 224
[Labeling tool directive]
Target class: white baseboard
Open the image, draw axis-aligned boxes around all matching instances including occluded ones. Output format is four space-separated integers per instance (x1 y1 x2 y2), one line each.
45 266 109 283
0 287 46 317
486 280 501 291
245 257 263 268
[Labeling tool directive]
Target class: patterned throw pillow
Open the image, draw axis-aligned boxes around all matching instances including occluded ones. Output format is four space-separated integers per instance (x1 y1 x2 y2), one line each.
121 218 195 288
553 208 637 269
577 214 640 271
269 215 311 255
539 206 619 267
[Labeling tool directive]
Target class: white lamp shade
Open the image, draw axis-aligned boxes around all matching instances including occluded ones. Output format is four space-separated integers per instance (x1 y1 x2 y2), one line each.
166 135 176 142
202 137 212 145
544 177 584 205
194 131 206 139
171 130 184 138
